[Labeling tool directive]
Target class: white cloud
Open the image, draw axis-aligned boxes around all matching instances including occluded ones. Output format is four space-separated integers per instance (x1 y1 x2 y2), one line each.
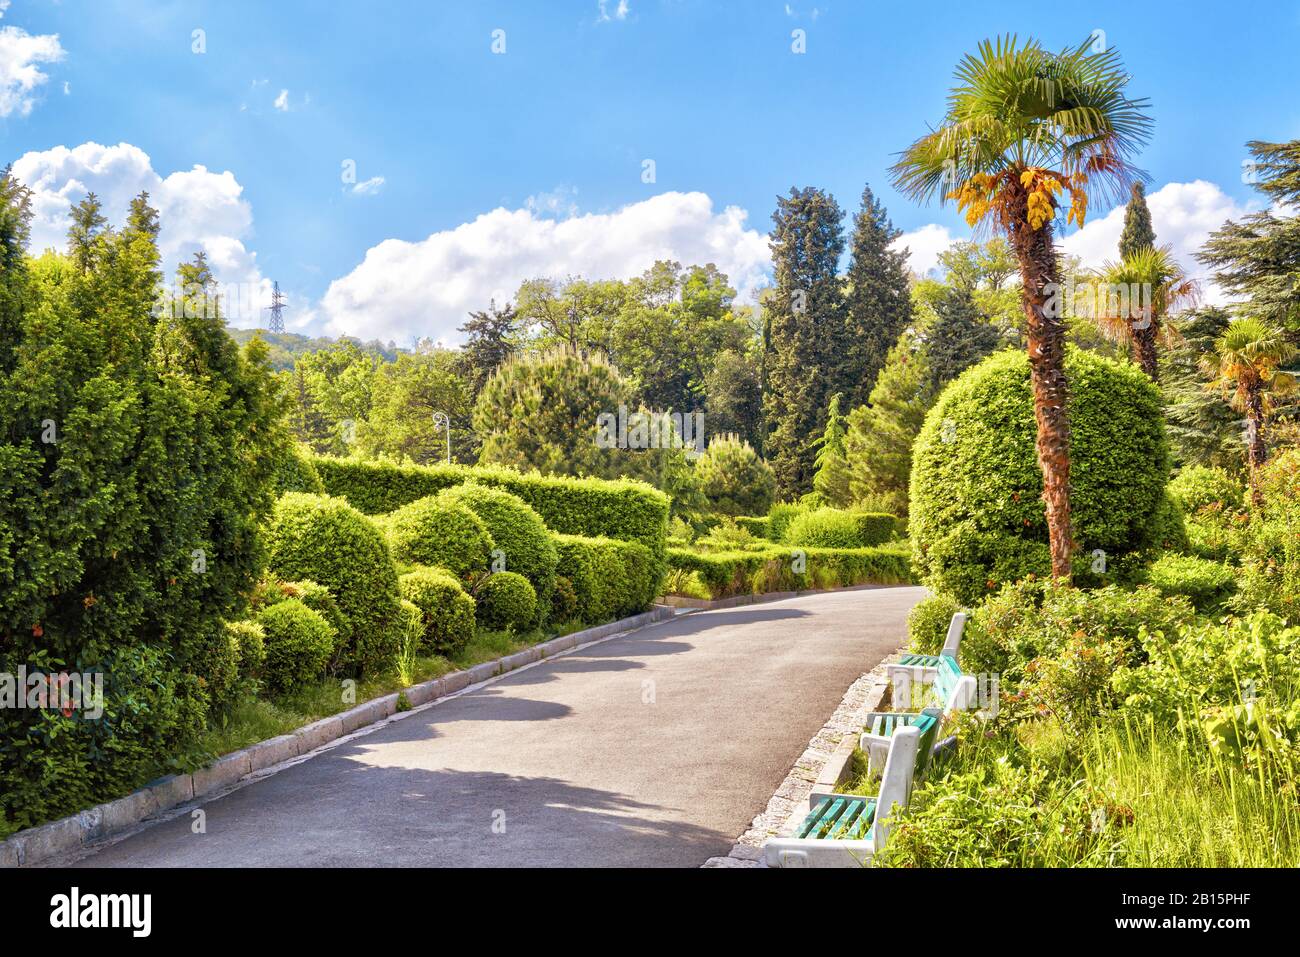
11 142 271 325
0 12 65 118
596 0 629 22
273 88 289 111
351 175 386 196
320 190 771 344
1060 180 1253 303
894 181 1255 303
891 223 957 277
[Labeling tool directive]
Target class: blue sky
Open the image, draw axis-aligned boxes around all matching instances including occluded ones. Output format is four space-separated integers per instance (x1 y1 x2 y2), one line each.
4 0 1298 344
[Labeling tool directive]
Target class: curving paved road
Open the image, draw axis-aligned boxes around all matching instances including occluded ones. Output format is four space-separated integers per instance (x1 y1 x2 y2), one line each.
69 586 925 868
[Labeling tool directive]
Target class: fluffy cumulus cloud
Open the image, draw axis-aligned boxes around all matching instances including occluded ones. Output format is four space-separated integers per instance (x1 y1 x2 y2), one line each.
1060 180 1252 302
891 223 957 278
12 142 270 323
893 181 1254 303
0 3 65 118
320 190 772 344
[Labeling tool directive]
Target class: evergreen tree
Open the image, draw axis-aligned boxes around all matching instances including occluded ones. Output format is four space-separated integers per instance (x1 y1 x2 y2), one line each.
0 167 33 374
703 347 764 449
841 185 913 408
763 186 845 497
456 299 518 399
811 392 852 506
67 192 108 274
1161 307 1246 471
1119 182 1156 260
924 286 1003 391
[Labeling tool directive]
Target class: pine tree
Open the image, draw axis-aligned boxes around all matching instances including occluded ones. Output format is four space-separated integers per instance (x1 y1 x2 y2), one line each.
1119 182 1156 260
0 167 33 374
763 186 845 497
841 185 913 407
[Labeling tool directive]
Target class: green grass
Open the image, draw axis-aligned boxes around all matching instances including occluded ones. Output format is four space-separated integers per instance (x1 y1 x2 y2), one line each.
199 619 589 760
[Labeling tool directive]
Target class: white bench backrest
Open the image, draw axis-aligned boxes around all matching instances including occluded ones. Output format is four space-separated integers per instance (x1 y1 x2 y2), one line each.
941 611 968 660
873 724 920 853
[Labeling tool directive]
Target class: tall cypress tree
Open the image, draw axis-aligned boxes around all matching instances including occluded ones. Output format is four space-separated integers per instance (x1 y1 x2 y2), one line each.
841 185 913 407
1119 182 1156 259
763 186 845 497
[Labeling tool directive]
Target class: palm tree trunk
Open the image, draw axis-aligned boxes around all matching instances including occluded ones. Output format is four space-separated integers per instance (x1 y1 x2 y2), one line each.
1007 188 1073 581
1246 381 1267 507
1132 320 1160 382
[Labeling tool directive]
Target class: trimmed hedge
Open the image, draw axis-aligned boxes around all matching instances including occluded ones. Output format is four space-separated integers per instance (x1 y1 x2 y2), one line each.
311 455 668 557
783 508 898 548
910 349 1171 604
384 495 495 577
476 571 538 631
553 533 655 623
398 568 476 654
735 516 771 539
666 544 912 600
766 503 806 543
265 493 402 677
1145 553 1237 613
257 598 335 694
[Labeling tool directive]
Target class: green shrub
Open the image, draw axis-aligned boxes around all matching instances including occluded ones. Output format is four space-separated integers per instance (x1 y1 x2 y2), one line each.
735 516 770 539
1236 449 1300 620
1169 465 1244 515
309 455 668 560
693 434 777 517
253 578 348 669
196 622 242 714
476 571 538 631
398 568 476 654
225 620 266 682
553 533 654 623
0 643 208 839
1144 553 1236 613
962 580 1198 691
765 502 806 543
269 444 326 496
666 544 911 600
384 495 495 577
909 349 1171 604
257 599 335 694
908 593 962 655
552 575 579 622
437 483 557 623
784 508 898 548
265 493 402 677
1023 630 1129 731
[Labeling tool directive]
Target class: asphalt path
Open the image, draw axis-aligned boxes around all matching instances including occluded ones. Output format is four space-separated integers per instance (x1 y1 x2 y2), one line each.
71 585 925 867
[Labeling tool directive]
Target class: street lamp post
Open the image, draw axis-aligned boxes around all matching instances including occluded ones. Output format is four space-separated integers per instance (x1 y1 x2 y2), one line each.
432 411 451 464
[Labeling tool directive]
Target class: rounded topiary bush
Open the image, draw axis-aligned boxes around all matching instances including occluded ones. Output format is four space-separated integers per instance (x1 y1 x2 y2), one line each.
910 348 1171 604
257 599 335 694
265 493 402 676
693 434 777 517
437 484 557 622
784 508 897 548
225 620 266 682
475 571 538 631
398 567 476 654
384 496 495 577
269 444 326 496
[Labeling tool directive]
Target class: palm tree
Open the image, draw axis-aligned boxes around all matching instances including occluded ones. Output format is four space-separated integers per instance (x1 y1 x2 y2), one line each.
891 36 1153 582
1201 317 1297 504
1089 244 1199 381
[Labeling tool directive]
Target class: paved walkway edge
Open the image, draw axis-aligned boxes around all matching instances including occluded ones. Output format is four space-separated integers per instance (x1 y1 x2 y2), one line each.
3 605 675 869
701 655 897 868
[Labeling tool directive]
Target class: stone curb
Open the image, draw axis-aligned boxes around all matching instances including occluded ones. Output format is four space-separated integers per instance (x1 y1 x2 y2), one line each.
1 604 675 868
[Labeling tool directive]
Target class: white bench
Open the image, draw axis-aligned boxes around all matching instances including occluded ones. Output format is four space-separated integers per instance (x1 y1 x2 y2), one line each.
887 611 967 710
763 725 921 868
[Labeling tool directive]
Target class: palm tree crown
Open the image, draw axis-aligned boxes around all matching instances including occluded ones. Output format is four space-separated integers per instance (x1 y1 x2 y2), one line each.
890 35 1154 234
1202 317 1296 415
